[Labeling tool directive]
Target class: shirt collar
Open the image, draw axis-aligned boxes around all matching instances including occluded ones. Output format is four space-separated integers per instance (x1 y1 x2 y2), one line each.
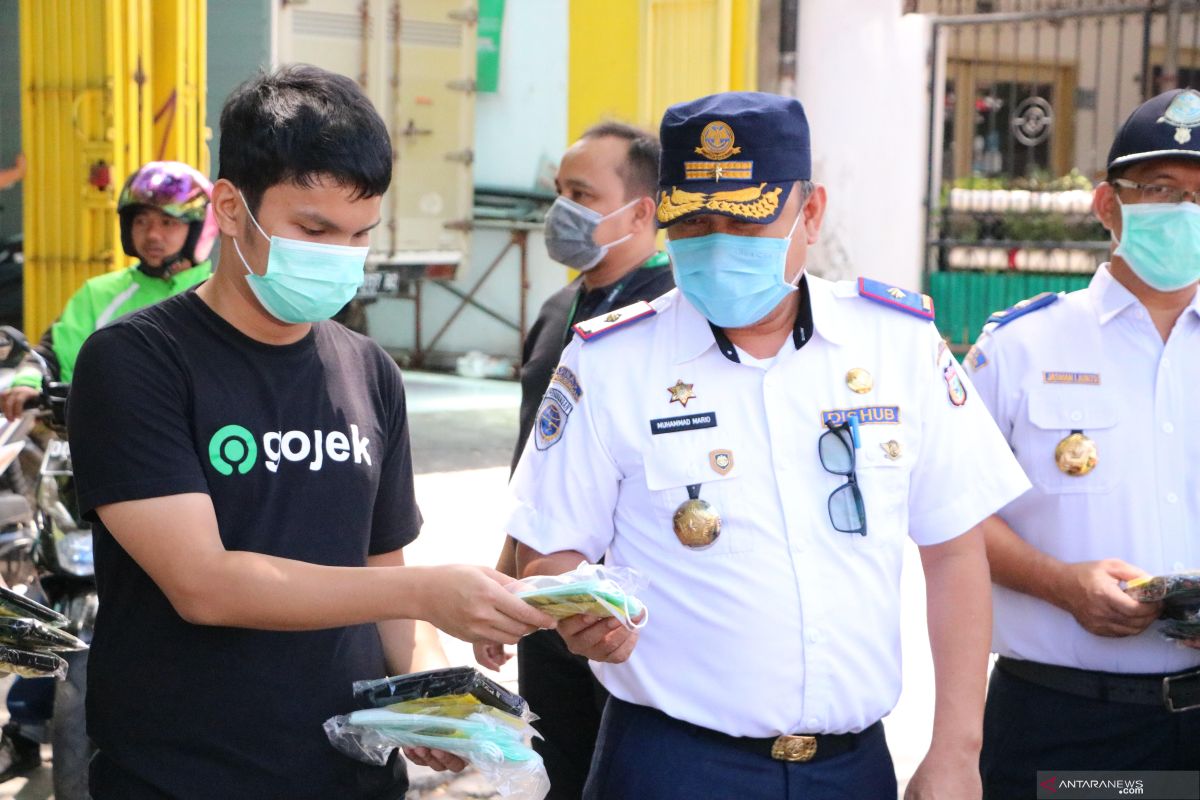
805 274 850 346
1089 262 1200 325
1089 263 1139 325
669 274 828 365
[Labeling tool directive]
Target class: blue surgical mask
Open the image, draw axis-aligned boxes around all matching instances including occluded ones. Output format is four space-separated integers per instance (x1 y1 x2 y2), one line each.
232 191 369 323
666 210 804 328
1114 201 1200 292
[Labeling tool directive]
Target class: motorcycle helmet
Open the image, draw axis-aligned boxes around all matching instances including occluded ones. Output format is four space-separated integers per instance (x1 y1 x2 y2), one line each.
117 161 217 277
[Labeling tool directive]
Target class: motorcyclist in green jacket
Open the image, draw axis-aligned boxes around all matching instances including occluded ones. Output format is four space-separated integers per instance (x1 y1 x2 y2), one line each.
1 161 216 421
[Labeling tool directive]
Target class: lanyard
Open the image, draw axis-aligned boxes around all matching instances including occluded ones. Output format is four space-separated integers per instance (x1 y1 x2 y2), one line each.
563 279 627 349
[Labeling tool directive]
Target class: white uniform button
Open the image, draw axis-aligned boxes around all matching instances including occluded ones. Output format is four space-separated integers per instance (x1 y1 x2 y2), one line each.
807 629 821 644
1163 422 1175 435
1135 308 1146 319
806 717 821 730
1174 562 1187 572
1163 357 1172 368
1167 492 1179 504
1070 410 1083 422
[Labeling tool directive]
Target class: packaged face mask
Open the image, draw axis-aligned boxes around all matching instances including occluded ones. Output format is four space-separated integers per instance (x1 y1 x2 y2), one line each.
1126 572 1200 603
1125 571 1200 643
512 562 648 630
0 617 87 652
0 645 67 679
327 666 550 799
353 666 526 717
0 586 69 628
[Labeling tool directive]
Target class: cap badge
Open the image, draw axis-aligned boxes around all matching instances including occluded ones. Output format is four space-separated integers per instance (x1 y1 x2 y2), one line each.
696 121 742 161
1158 89 1200 144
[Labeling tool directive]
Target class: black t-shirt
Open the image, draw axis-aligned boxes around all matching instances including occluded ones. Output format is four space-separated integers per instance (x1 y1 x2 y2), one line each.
69 290 421 800
512 255 674 472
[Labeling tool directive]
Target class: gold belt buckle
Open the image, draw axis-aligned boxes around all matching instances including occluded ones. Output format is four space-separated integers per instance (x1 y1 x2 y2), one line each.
770 734 817 762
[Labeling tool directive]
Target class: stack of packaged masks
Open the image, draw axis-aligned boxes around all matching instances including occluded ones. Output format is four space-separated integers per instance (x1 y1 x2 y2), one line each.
1126 571 1200 641
326 666 549 799
511 562 648 630
0 586 87 679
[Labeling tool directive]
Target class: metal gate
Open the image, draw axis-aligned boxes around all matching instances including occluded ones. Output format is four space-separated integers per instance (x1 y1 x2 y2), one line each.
917 0 1200 345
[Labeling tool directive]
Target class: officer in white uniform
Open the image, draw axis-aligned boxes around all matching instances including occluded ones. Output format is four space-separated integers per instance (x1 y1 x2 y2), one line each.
970 89 1200 796
506 92 1030 800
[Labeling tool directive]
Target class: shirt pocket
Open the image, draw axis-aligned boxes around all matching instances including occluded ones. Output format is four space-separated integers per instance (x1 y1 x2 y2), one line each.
849 428 911 539
642 435 751 556
1018 388 1119 494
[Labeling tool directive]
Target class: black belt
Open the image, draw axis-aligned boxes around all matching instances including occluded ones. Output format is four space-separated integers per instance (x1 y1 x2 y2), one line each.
997 656 1200 712
629 699 879 764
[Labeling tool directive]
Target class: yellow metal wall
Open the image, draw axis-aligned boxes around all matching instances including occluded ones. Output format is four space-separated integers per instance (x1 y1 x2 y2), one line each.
568 0 759 140
19 0 207 338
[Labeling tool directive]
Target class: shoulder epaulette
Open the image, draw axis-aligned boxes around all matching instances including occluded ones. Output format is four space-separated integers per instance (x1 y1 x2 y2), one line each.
573 301 656 342
856 277 935 321
984 292 1060 329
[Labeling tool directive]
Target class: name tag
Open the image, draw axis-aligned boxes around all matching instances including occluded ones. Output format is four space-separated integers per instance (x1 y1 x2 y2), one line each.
820 406 901 426
649 412 718 435
1043 372 1100 385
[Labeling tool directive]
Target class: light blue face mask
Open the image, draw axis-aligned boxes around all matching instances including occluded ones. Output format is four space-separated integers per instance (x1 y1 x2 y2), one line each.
1114 200 1200 292
666 210 804 328
232 191 369 324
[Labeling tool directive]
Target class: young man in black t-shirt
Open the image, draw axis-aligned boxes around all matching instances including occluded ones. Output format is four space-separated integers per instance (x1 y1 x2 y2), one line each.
68 65 554 800
476 121 673 799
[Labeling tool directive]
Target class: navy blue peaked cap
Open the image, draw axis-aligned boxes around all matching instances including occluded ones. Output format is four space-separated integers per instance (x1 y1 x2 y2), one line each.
657 91 811 227
1108 88 1200 173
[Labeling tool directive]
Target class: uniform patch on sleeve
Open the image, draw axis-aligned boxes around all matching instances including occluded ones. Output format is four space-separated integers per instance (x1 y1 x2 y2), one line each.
573 301 657 342
943 364 968 406
552 366 583 400
937 339 968 407
965 343 989 371
535 386 574 451
857 278 935 321
985 292 1059 328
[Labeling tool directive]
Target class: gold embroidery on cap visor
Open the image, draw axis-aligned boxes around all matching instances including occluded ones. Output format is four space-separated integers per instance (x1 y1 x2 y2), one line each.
657 183 784 224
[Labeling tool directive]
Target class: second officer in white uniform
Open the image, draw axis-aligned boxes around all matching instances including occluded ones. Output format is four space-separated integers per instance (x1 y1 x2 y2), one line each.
969 89 1200 797
505 92 1030 800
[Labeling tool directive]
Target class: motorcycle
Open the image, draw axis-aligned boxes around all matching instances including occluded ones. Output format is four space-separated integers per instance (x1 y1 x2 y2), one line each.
0 325 95 800
0 407 39 593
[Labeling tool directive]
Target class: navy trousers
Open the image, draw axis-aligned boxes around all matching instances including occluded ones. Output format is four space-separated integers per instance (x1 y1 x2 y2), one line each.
583 698 897 800
981 664 1200 800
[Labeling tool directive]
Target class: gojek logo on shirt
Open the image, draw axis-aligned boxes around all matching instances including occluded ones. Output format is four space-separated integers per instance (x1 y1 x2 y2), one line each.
208 424 372 475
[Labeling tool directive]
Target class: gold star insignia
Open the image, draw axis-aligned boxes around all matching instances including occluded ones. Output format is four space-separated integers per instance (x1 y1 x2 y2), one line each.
887 287 906 299
605 312 621 323
668 379 696 407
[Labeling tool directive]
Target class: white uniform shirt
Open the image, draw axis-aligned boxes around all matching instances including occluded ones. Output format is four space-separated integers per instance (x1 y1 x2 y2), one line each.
507 277 1029 737
969 265 1200 675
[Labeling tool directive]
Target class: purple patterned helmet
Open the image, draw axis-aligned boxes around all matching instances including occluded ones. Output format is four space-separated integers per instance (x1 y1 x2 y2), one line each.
117 161 217 267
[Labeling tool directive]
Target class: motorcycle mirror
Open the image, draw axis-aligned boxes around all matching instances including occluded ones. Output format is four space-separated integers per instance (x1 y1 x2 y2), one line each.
0 326 30 369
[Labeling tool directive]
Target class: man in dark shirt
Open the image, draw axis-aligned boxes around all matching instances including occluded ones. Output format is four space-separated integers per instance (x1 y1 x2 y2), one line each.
68 65 553 800
477 121 672 799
